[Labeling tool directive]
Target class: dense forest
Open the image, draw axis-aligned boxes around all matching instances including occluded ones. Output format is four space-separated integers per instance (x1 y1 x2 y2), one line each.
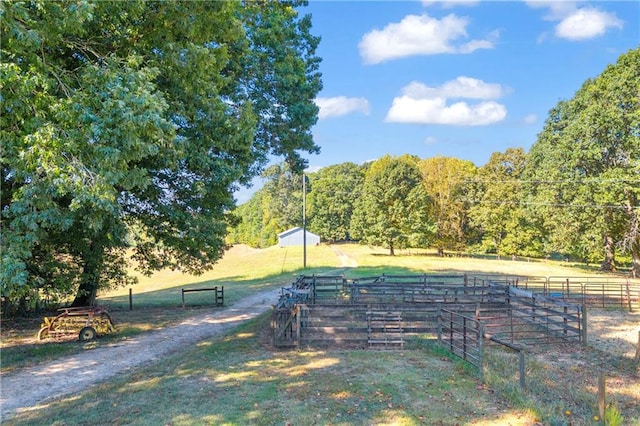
229 47 640 278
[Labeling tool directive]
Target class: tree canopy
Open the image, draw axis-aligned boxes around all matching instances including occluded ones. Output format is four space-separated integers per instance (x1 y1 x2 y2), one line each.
468 148 542 258
308 162 364 243
1 0 322 307
350 155 434 255
524 47 639 276
418 156 476 256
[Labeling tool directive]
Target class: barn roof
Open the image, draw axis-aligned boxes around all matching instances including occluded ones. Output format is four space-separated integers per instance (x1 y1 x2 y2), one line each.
277 227 318 238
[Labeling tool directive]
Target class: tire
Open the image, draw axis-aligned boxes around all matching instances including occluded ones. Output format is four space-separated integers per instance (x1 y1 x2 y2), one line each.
38 327 49 340
78 326 97 341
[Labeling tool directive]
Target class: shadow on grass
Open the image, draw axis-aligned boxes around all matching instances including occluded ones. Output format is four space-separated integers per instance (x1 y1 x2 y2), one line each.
6 315 540 426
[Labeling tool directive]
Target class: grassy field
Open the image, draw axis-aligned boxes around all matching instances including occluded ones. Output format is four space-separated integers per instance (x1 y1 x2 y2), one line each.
2 243 639 425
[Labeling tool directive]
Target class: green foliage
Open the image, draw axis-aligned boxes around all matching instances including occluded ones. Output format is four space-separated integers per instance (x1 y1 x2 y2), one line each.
468 148 545 257
1 0 322 307
524 47 640 275
230 161 366 247
228 191 279 248
351 155 435 255
261 163 305 232
605 401 625 426
229 162 305 248
307 162 365 242
418 156 477 254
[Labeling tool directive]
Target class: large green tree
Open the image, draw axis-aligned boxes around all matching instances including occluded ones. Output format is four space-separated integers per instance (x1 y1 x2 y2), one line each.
468 148 543 258
260 162 305 235
307 162 364 242
524 48 639 276
418 156 476 256
1 0 322 307
351 155 434 255
469 148 542 256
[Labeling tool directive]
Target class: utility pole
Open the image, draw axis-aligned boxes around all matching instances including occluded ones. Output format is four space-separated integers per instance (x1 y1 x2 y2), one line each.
302 173 307 268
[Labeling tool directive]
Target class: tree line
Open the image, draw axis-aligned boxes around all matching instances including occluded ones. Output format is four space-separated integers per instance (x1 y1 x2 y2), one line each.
229 48 639 278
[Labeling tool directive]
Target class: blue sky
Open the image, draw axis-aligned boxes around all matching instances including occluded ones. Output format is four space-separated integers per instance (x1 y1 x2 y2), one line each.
236 0 639 203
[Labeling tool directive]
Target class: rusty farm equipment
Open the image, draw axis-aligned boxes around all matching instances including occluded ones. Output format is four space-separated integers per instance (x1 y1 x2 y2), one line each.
38 306 115 341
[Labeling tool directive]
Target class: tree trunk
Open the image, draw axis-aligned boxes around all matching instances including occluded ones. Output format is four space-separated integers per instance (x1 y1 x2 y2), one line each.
624 197 639 279
437 247 444 257
71 241 103 307
389 242 395 256
600 235 616 272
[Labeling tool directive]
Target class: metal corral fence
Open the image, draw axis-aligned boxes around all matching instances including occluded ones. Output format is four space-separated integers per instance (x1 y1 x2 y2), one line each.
350 274 509 305
438 308 484 379
478 287 584 345
272 274 586 352
511 276 639 311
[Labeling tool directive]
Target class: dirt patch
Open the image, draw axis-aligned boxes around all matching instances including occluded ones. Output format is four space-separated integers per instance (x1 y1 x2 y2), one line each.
329 244 358 268
529 309 640 421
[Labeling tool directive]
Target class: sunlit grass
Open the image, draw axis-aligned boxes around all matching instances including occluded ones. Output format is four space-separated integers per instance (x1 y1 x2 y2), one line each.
101 244 340 297
337 243 607 278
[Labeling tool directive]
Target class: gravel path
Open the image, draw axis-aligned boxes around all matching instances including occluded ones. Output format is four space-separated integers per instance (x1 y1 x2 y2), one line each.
0 288 281 420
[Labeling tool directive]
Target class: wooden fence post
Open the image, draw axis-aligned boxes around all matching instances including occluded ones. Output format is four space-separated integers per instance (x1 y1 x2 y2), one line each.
129 288 133 311
437 306 442 344
634 330 640 365
295 306 301 345
598 373 606 422
478 322 484 383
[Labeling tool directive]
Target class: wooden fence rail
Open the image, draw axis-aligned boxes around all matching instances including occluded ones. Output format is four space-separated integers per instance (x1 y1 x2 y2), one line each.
181 286 224 308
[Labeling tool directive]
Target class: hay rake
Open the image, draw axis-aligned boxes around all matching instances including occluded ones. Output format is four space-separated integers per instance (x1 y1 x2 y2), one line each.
38 306 115 341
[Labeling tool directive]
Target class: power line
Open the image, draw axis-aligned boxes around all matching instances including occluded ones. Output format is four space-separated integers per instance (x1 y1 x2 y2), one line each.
465 200 639 210
463 178 638 184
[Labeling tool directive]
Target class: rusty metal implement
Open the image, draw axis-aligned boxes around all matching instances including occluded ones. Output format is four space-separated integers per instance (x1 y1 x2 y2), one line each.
38 306 115 341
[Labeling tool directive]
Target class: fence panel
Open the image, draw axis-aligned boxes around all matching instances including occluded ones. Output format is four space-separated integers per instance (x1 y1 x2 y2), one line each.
438 308 484 379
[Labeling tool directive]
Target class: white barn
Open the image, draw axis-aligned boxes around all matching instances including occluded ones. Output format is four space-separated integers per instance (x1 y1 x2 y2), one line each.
278 227 320 247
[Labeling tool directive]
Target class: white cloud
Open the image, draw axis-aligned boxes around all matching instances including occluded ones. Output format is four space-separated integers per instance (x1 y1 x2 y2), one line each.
523 114 538 125
555 8 623 40
526 2 623 41
358 13 495 64
403 76 505 99
525 1 577 21
305 165 323 174
385 77 507 126
315 96 370 120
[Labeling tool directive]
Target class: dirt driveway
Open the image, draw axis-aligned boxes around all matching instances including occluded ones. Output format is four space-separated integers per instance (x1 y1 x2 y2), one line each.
0 288 281 420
